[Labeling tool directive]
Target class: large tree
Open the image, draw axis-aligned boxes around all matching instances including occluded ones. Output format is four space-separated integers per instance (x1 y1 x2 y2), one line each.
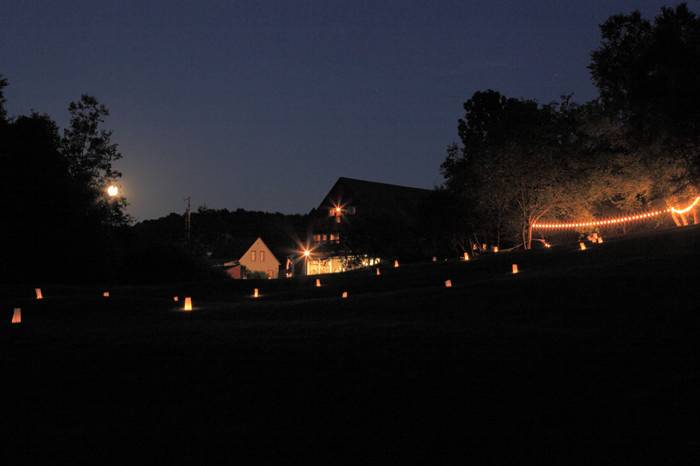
590 3 700 141
442 91 591 249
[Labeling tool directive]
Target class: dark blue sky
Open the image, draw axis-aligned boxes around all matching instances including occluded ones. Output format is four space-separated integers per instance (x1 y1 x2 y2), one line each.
1 0 677 220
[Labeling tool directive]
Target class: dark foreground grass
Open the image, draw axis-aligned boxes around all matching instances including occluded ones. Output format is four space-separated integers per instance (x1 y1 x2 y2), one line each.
2 226 700 464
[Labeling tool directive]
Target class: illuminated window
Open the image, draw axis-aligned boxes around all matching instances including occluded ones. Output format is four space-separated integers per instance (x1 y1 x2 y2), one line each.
322 234 327 241
260 251 265 262
329 208 335 217
313 234 321 242
251 251 256 261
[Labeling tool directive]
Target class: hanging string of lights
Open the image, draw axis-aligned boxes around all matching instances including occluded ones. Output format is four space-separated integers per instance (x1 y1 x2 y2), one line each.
532 196 700 230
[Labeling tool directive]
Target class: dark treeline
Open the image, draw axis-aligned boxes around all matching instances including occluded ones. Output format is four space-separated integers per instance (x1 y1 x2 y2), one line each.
133 207 310 261
0 81 218 285
440 3 700 250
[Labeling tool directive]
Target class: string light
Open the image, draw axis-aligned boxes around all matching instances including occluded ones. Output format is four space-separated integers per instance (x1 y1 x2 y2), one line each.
533 196 700 230
671 196 700 215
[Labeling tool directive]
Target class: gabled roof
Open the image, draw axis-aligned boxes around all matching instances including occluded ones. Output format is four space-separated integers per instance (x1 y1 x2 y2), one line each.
219 236 280 265
243 237 281 265
317 177 434 218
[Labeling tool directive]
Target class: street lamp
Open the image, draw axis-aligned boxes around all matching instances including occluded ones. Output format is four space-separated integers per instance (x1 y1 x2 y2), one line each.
107 185 119 198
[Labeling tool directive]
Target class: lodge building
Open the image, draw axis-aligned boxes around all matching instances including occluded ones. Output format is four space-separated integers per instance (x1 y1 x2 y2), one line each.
303 177 433 275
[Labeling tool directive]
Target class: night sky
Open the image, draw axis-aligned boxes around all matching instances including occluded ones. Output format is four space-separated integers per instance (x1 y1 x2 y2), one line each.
1 0 675 220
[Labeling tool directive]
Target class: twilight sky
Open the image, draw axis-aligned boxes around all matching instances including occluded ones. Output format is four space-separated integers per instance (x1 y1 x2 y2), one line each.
1 0 678 220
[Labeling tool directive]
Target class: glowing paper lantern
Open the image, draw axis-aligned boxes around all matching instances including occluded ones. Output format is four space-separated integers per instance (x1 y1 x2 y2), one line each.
393 260 399 268
463 252 470 261
253 288 259 298
102 291 110 298
183 297 193 311
11 308 21 324
376 268 381 276
444 279 452 288
35 288 43 300
173 296 179 303
315 278 321 288
341 291 348 299
512 264 519 274
579 242 587 251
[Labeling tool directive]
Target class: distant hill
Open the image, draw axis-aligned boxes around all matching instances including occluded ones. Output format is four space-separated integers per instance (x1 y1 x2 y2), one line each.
132 207 311 261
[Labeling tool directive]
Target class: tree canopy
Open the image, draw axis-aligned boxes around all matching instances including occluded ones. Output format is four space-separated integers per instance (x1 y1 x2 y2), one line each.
442 3 700 250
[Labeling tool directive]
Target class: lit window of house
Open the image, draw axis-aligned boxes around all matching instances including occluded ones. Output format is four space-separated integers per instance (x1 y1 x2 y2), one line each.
251 251 256 261
322 234 327 241
313 234 321 242
259 251 265 262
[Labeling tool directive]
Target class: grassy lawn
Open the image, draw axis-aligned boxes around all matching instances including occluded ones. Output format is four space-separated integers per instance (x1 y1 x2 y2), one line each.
3 226 700 463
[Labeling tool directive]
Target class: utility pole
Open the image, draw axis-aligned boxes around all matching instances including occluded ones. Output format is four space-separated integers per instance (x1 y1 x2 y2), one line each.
184 196 191 244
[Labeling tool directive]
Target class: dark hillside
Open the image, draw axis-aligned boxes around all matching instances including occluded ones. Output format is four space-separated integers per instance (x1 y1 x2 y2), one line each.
3 225 700 463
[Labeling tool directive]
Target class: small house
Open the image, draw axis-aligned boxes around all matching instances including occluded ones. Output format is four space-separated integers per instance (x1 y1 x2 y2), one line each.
222 237 281 279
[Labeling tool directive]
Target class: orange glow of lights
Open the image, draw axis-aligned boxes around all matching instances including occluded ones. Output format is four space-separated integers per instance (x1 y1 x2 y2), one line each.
533 197 700 230
393 260 399 268
444 279 452 288
598 237 604 244
341 291 348 299
376 268 381 276
253 288 260 298
579 242 587 251
173 296 179 303
463 252 470 261
671 196 700 215
107 185 119 197
35 288 43 300
544 242 552 248
103 291 110 298
512 264 519 274
493 246 499 253
183 297 193 311
303 249 311 258
315 278 321 288
12 308 21 324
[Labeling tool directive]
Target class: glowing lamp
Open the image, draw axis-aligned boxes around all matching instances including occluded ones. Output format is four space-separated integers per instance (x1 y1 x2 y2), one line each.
463 252 470 261
12 308 21 324
341 291 348 299
183 297 193 311
35 288 43 300
579 242 587 251
107 185 119 197
303 249 311 258
102 291 110 298
512 264 519 274
493 246 499 253
393 260 399 268
253 288 259 299
444 279 452 288
173 296 179 302
432 257 437 262
315 278 321 288
598 237 604 244
544 242 551 248
376 268 381 276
